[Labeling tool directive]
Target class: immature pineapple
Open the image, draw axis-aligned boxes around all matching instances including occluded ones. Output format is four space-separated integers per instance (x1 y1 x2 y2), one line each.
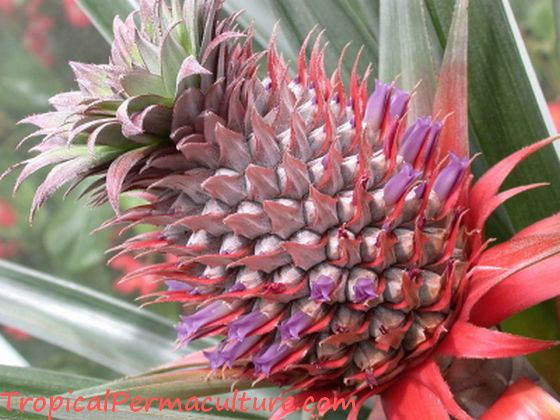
9 0 560 417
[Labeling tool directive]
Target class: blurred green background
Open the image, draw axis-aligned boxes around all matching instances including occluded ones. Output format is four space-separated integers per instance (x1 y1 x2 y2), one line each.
0 0 559 391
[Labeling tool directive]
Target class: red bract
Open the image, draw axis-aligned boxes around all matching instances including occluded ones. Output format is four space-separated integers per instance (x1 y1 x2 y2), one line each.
6 0 560 418
482 379 560 420
62 0 90 28
548 102 560 132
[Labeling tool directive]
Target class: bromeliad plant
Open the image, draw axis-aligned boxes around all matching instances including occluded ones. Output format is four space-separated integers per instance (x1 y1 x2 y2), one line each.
3 0 560 418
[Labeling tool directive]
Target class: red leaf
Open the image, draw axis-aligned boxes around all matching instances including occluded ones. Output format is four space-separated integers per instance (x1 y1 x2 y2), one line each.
402 360 471 420
513 213 560 240
382 376 451 420
472 183 548 230
437 321 557 358
468 137 557 227
470 253 560 327
481 379 560 420
434 0 469 160
462 233 560 317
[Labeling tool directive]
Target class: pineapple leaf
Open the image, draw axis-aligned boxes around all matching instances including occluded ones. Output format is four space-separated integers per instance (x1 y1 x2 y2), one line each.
77 0 139 43
432 0 469 160
0 335 28 368
107 146 158 213
0 365 102 396
223 0 379 80
121 71 168 97
379 0 440 119
0 260 217 375
426 0 560 236
0 366 263 419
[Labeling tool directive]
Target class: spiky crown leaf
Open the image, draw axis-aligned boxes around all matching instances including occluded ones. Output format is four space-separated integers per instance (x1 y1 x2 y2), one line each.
6 0 560 415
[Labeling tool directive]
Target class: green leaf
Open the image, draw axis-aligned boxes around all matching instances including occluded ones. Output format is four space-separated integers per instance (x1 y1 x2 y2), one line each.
426 0 560 237
0 365 102 396
66 369 269 419
379 0 440 118
0 336 28 368
224 0 379 81
0 260 216 375
77 0 139 43
0 30 63 115
72 368 250 400
0 366 256 419
42 202 113 274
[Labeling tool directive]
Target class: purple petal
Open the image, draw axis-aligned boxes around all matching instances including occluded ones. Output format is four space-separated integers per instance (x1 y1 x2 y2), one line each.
228 311 268 341
228 282 246 293
252 341 291 376
279 311 313 340
365 80 391 130
414 182 427 199
204 348 226 371
310 275 336 303
400 117 432 163
433 153 469 201
424 121 443 162
165 280 193 292
389 88 410 119
353 277 378 303
384 163 421 206
220 336 260 367
176 301 230 343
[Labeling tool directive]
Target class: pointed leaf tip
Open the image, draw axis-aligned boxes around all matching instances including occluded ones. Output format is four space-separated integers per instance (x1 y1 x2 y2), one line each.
107 147 153 214
434 0 469 160
438 321 558 359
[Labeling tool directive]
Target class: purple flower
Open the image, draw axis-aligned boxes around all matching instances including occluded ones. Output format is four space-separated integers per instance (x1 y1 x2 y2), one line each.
433 153 469 201
229 311 268 341
365 81 391 130
389 88 410 119
253 341 291 376
228 282 246 293
384 163 421 206
165 280 193 292
353 277 378 303
176 301 230 343
310 275 336 302
400 117 432 163
279 311 313 340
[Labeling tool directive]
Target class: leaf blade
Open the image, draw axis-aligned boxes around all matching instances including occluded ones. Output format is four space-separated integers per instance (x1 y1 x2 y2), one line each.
77 0 139 43
0 260 216 375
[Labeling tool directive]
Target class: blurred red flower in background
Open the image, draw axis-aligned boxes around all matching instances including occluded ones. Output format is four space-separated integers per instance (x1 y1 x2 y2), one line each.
24 0 55 67
0 0 15 15
0 201 27 340
0 200 19 260
2 326 31 341
62 0 90 27
110 255 160 296
0 200 17 228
